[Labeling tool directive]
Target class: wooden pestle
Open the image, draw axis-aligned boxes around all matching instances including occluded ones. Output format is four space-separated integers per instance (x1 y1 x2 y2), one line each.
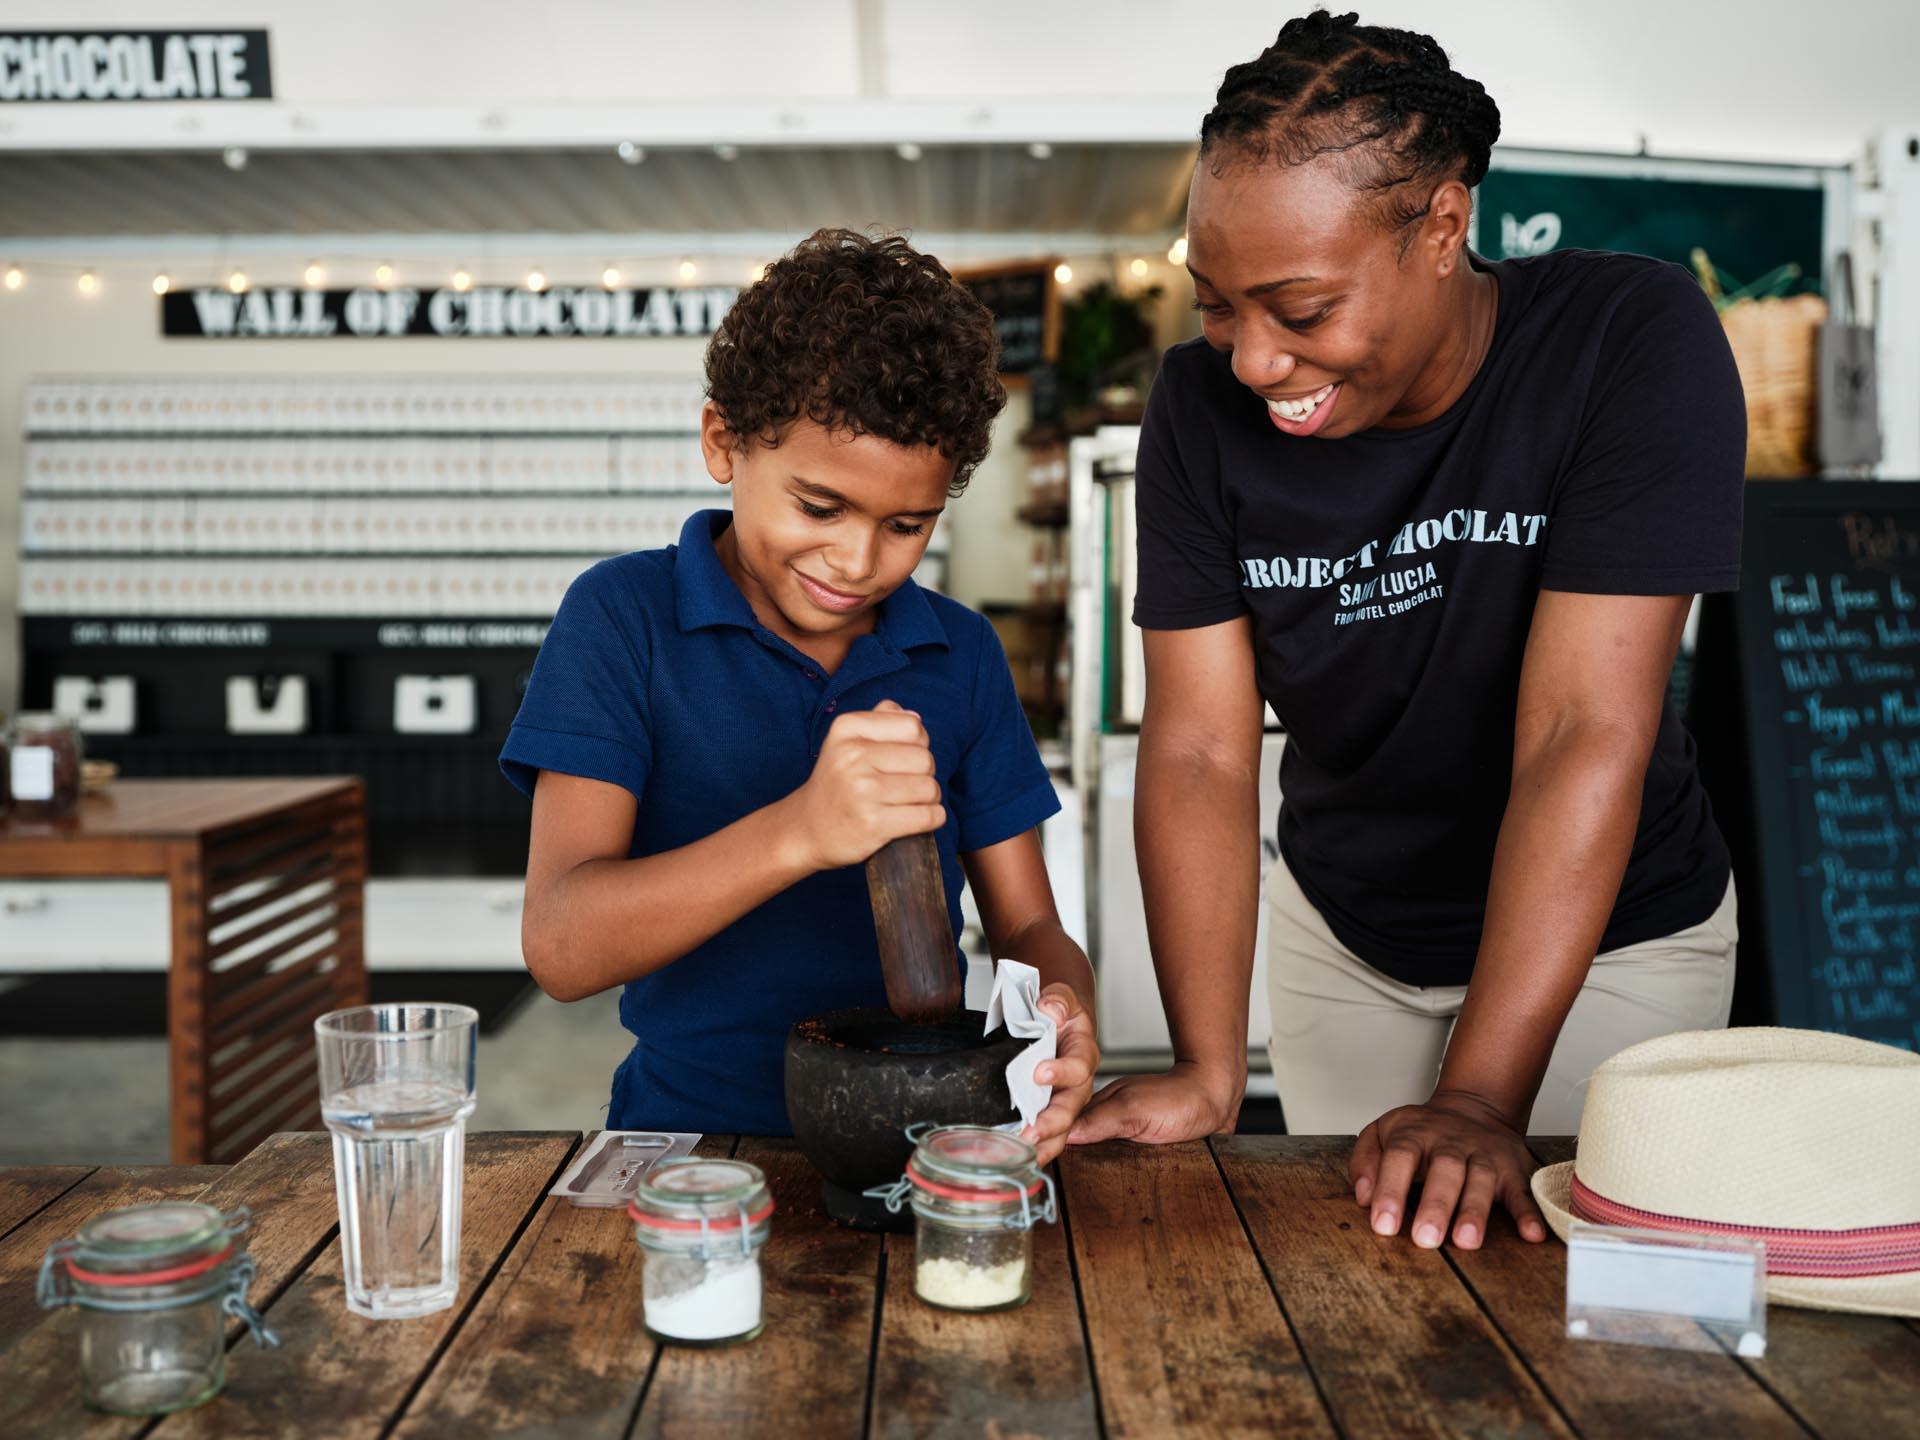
865 831 964 1023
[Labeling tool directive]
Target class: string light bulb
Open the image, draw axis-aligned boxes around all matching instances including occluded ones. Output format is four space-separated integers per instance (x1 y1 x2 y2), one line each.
451 268 473 292
617 141 645 165
1027 141 1053 160
1167 235 1188 265
152 273 171 295
303 261 326 288
1129 257 1150 280
678 259 698 282
896 142 923 161
223 146 248 171
374 262 395 289
1053 262 1073 285
227 269 249 294
77 270 99 296
602 264 622 290
4 264 24 291
526 267 548 292
750 262 768 284
713 143 739 162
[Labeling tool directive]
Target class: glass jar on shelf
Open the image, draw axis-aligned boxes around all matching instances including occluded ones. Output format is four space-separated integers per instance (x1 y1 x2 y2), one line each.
8 712 84 819
36 1202 279 1416
628 1158 774 1347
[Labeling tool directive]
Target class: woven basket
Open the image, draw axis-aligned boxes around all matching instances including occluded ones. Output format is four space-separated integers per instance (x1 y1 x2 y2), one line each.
1721 293 1828 477
1692 249 1826 478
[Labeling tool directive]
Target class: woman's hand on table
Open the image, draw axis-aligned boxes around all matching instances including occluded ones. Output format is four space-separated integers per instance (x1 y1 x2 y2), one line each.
1347 1089 1547 1250
1064 1060 1242 1147
1021 982 1100 1165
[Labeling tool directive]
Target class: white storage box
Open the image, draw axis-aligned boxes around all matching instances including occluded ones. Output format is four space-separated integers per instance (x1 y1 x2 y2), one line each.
395 675 477 734
226 675 309 734
52 675 137 734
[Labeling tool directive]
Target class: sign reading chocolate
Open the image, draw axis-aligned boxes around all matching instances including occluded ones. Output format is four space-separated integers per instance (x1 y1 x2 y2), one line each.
162 286 741 340
0 30 271 102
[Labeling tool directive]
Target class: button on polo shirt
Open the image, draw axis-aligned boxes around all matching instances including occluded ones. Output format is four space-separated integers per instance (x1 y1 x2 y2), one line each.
501 509 1059 1134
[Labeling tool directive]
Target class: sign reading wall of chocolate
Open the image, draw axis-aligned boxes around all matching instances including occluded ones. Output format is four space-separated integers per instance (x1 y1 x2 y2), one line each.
0 30 272 102
162 286 741 339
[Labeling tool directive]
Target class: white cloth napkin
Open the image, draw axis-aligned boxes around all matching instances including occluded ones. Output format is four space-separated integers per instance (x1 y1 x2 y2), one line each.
983 958 1056 1130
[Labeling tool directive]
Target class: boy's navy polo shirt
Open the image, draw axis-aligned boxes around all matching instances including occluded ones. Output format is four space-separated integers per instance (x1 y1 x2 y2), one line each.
500 509 1060 1135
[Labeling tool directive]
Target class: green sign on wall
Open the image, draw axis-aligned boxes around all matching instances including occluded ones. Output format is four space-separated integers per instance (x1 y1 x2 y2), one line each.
1476 169 1826 295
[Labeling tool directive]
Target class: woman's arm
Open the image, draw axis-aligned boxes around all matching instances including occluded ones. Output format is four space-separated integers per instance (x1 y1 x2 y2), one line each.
522 702 943 1001
963 829 1099 1164
1069 616 1268 1144
1348 588 1692 1248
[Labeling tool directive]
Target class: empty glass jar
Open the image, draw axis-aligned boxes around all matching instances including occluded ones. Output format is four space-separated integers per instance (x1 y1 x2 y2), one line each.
628 1158 774 1347
898 1126 1056 1313
37 1201 279 1415
7 712 84 819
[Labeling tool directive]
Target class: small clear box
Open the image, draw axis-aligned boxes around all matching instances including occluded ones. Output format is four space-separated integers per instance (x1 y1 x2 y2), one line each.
1565 1222 1767 1357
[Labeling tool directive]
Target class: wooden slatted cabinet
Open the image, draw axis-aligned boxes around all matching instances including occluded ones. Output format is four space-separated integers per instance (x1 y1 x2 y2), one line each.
0 778 367 1162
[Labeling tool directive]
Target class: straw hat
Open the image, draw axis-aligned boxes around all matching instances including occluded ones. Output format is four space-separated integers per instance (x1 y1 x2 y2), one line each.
1531 1027 1920 1318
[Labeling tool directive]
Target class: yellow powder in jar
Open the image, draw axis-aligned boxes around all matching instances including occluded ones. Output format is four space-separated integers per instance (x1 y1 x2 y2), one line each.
914 1256 1026 1309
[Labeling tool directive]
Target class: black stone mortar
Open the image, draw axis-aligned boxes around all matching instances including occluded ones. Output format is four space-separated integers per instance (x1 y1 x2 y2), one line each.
785 1006 1024 1232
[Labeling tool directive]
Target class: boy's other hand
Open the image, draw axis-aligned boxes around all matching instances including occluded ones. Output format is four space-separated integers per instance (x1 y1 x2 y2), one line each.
788 698 947 870
1022 982 1099 1166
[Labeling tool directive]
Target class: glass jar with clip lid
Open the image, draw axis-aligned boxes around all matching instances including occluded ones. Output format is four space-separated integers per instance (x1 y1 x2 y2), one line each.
627 1158 775 1346
36 1201 280 1415
873 1124 1057 1312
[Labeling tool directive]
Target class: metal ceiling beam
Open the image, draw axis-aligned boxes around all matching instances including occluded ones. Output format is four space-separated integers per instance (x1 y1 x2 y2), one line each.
0 230 1179 260
0 99 1205 153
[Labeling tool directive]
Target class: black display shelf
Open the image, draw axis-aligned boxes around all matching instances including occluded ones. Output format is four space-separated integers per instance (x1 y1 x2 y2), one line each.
21 610 545 877
84 733 508 752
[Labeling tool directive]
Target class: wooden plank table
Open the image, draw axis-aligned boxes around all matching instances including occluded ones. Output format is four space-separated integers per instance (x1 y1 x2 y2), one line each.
1 1132 1912 1438
0 778 367 1164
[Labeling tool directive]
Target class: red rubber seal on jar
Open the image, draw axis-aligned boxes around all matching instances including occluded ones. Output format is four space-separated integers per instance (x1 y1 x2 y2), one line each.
64 1242 236 1288
627 1197 776 1231
905 1158 1045 1202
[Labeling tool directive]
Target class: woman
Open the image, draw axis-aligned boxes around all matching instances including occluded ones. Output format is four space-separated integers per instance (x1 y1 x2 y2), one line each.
1070 11 1744 1253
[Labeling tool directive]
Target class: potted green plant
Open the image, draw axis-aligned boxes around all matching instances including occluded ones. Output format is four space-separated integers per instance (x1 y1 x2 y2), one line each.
1057 280 1163 418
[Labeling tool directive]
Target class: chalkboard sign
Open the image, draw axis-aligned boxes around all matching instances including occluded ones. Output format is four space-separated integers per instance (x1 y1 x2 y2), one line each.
955 262 1058 382
1696 482 1920 1051
1476 167 1826 295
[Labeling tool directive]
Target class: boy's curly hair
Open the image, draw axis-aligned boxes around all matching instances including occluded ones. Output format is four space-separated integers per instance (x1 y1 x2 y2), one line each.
704 228 1006 495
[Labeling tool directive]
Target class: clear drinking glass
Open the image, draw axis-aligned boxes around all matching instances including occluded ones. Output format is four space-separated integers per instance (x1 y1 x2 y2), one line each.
315 1004 478 1319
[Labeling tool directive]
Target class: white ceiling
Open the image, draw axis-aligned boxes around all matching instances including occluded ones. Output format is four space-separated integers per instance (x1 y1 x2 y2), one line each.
0 142 1198 239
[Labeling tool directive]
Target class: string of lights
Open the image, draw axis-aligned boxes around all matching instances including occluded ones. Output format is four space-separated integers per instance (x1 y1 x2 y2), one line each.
0 247 1185 297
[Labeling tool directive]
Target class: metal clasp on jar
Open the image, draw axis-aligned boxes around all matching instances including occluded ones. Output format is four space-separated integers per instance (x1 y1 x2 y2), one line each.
35 1205 280 1349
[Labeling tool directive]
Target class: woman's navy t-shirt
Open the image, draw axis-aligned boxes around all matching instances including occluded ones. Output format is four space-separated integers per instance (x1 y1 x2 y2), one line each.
501 510 1060 1133
1132 248 1745 985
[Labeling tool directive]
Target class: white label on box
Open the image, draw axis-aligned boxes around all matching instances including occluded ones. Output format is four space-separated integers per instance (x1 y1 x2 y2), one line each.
11 746 55 802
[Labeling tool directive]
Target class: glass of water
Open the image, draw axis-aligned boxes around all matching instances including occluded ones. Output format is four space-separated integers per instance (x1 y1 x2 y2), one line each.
315 1004 478 1320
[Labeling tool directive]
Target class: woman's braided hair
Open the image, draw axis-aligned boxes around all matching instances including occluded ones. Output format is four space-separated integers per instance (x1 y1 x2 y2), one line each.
1200 10 1501 239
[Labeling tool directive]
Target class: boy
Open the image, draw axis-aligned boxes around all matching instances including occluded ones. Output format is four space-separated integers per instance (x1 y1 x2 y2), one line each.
500 229 1098 1161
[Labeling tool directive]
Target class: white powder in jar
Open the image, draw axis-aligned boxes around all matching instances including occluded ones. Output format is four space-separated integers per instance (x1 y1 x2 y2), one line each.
644 1258 763 1341
914 1256 1027 1309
